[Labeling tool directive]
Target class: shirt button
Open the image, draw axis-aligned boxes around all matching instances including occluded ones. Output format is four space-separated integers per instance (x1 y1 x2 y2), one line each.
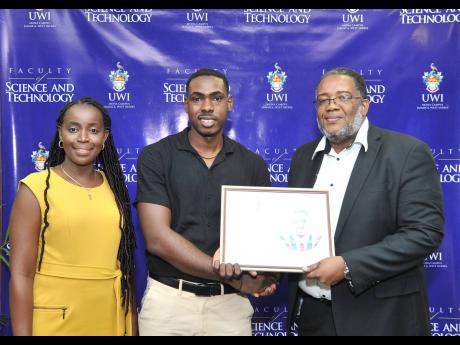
330 183 334 187
336 158 340 161
207 195 212 199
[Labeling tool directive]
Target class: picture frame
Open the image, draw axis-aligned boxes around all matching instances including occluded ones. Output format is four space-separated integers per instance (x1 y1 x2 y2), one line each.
220 186 334 272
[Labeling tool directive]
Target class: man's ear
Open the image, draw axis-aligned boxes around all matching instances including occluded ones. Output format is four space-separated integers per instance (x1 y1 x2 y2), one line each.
361 98 370 117
184 95 189 112
227 95 234 112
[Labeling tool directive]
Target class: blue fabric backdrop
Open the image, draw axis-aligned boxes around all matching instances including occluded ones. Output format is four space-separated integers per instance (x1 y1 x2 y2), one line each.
1 9 459 336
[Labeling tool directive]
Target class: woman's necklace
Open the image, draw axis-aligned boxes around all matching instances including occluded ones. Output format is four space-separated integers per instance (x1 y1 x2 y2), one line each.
60 164 94 200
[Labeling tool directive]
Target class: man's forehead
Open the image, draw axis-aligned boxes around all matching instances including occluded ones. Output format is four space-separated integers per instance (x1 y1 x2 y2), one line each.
318 75 355 90
189 76 227 93
189 75 224 85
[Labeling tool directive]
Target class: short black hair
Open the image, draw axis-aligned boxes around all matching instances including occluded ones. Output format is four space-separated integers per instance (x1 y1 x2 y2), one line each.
186 68 230 95
318 67 368 98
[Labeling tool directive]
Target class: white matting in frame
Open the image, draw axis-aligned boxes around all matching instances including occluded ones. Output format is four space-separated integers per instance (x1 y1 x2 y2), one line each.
220 186 334 273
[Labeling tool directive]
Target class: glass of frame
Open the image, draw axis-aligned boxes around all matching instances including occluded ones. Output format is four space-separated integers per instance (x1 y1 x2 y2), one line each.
220 186 334 272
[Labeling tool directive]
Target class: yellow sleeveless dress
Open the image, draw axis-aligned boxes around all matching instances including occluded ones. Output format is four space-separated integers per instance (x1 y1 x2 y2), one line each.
21 169 132 336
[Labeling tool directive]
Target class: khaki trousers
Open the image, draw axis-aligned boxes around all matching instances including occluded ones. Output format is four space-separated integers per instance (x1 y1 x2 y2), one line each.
139 277 254 336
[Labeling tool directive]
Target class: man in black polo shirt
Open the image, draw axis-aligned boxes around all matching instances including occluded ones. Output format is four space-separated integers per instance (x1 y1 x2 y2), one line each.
135 68 278 336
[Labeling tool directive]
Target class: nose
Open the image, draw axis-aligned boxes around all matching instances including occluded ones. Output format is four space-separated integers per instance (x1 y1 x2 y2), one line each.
325 98 339 110
77 131 89 142
200 96 214 112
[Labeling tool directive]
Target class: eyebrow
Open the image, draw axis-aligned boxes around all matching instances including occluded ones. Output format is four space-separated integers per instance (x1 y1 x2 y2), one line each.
317 91 352 97
66 121 101 126
189 91 226 97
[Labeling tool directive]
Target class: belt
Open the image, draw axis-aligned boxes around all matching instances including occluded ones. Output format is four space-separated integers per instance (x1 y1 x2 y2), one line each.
301 290 332 305
150 273 238 297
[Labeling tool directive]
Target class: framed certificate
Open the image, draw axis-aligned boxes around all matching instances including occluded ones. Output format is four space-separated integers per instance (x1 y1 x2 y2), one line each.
220 186 334 273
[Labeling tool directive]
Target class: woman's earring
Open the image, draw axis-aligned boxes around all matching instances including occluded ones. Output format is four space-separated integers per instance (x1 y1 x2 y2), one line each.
58 140 64 149
102 142 105 150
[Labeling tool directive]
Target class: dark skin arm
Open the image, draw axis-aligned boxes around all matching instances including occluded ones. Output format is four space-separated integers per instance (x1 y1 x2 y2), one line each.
131 309 139 336
137 203 276 295
9 184 42 336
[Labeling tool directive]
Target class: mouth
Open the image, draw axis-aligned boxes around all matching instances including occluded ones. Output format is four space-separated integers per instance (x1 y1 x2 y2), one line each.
73 147 92 155
198 115 217 128
323 115 343 125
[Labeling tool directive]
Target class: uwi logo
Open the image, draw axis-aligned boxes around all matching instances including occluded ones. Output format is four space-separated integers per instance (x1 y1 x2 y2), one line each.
31 142 49 171
29 9 51 21
343 9 363 23
422 63 443 93
267 62 287 93
109 62 129 92
187 9 208 22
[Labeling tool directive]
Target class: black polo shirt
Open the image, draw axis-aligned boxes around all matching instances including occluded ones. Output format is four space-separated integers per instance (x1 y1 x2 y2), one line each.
135 127 271 283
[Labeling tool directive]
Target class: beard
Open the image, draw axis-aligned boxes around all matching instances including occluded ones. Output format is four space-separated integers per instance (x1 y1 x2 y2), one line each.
317 108 365 145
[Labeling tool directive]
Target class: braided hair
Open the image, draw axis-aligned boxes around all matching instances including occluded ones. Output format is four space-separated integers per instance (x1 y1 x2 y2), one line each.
39 96 136 313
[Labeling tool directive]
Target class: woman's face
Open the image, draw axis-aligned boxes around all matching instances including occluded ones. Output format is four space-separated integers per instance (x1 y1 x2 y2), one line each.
58 103 108 167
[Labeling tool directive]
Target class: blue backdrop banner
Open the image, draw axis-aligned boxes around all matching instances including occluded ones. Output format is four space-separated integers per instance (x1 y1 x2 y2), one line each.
1 9 459 336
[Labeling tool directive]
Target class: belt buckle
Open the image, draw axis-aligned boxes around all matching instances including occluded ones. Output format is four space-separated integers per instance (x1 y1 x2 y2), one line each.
206 284 219 296
195 285 213 297
206 283 223 296
183 280 220 296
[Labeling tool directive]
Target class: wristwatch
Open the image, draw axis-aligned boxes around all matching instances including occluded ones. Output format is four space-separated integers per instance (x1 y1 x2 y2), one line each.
343 260 352 281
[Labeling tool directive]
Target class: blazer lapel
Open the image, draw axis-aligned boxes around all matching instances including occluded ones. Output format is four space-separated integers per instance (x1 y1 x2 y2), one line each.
334 126 382 240
305 139 330 187
307 151 325 187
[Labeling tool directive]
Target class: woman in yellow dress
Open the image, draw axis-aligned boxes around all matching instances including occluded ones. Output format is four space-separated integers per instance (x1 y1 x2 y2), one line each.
8 97 137 335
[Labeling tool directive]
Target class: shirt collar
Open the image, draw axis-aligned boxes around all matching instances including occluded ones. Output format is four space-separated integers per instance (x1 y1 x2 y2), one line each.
311 117 369 160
